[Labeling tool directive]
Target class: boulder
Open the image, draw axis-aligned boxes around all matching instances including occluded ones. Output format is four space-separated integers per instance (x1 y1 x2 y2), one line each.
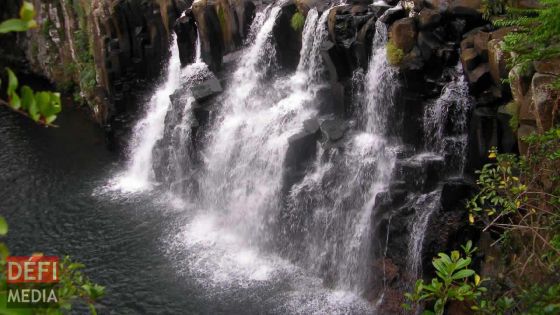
424 0 451 11
466 63 490 86
509 63 535 103
328 6 357 49
282 125 320 195
534 56 560 76
295 0 318 15
517 124 537 155
449 0 482 17
378 4 405 24
320 118 348 141
357 16 377 65
273 2 303 71
460 47 479 71
490 26 515 41
174 12 198 66
190 77 223 101
488 39 508 87
418 8 441 29
473 31 490 58
233 0 256 40
440 178 474 211
191 0 255 71
192 0 225 71
417 30 442 61
518 90 536 122
531 73 559 132
389 17 417 53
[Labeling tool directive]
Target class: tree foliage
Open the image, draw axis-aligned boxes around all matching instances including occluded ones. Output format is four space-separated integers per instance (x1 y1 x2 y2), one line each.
0 1 62 127
485 0 560 69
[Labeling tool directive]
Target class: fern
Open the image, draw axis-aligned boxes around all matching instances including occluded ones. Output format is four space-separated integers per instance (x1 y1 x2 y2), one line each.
488 0 560 68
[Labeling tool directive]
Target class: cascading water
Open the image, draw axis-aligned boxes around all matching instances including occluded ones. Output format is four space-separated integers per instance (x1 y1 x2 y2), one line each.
195 6 326 243
110 1 474 311
423 62 472 174
160 6 375 313
114 33 209 192
406 62 473 278
284 19 397 293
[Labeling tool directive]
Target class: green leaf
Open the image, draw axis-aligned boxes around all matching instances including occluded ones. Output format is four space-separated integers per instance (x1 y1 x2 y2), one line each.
451 250 460 262
455 257 472 270
19 2 35 22
452 269 475 280
0 19 30 33
45 115 57 124
28 94 40 121
6 68 18 96
9 92 21 110
0 243 10 258
20 85 35 111
0 216 8 235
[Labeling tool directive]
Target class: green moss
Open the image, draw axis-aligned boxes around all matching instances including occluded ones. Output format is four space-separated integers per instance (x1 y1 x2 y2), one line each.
41 18 53 38
504 101 519 132
386 40 404 66
217 6 227 37
290 11 305 32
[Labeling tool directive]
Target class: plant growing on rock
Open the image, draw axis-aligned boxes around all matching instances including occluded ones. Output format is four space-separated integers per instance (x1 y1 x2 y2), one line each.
386 40 404 66
290 11 306 32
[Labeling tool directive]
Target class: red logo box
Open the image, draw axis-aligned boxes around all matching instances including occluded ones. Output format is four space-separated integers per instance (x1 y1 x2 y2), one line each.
6 256 59 283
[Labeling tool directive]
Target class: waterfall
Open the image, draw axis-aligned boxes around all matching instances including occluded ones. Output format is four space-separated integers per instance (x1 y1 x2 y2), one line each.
406 62 473 278
283 20 397 293
114 34 208 192
363 20 398 134
195 7 327 244
423 62 472 173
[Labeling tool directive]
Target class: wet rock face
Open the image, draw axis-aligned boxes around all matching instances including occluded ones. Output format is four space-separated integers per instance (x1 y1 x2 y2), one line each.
272 2 302 72
186 0 255 71
174 13 198 66
4 0 186 143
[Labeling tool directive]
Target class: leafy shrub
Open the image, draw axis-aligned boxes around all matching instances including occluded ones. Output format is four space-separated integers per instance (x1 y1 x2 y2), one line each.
386 40 404 65
290 11 305 32
404 241 486 315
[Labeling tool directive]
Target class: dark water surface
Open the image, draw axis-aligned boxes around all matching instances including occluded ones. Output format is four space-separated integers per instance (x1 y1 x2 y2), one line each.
0 108 258 314
0 108 375 315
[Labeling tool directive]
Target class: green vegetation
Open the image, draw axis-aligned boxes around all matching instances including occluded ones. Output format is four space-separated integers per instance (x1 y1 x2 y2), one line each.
0 3 104 313
0 2 61 127
501 102 519 132
404 241 486 315
0 2 37 33
0 227 105 314
405 127 560 314
484 0 560 71
290 11 306 32
386 40 405 65
217 6 227 37
70 0 97 105
2 68 62 125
